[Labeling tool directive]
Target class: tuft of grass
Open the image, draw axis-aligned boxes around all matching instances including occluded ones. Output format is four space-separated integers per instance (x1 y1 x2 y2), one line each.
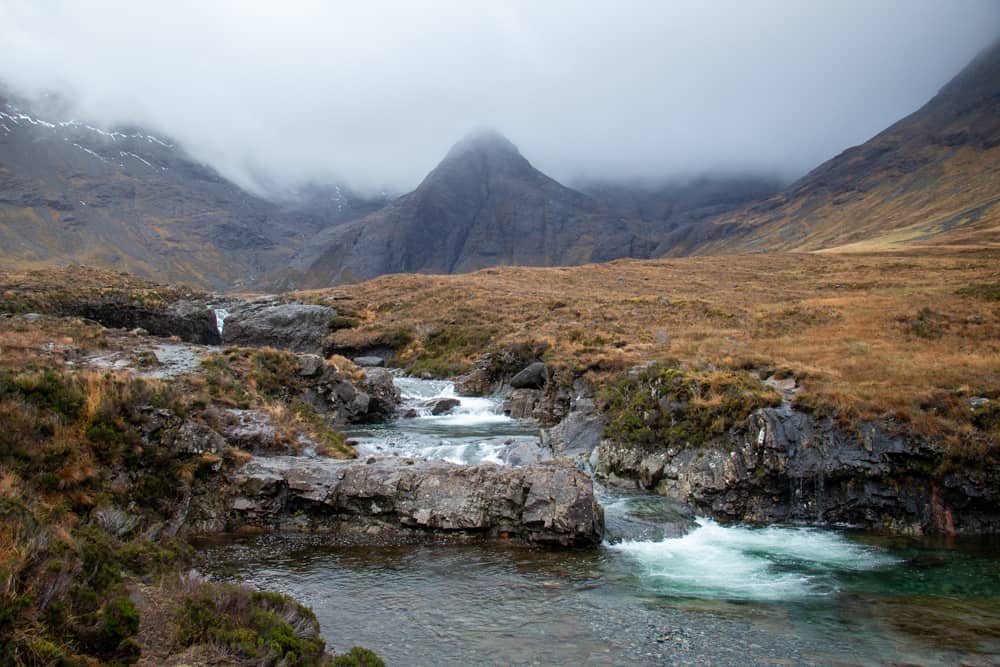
328 316 361 331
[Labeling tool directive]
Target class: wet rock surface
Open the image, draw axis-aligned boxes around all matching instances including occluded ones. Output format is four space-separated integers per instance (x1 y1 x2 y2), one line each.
220 456 604 546
64 298 220 344
221 300 337 353
597 403 1000 535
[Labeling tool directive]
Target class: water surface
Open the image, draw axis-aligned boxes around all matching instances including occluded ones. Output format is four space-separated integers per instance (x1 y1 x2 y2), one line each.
199 377 1000 666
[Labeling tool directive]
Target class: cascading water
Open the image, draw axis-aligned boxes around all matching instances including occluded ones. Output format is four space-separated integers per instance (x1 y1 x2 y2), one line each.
346 375 549 466
196 374 1000 666
212 307 230 336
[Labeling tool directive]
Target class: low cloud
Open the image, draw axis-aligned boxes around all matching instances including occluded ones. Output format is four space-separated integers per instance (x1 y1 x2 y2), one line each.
1 0 998 195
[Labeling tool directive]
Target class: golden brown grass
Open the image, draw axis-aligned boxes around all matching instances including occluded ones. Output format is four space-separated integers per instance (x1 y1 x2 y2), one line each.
300 248 1000 447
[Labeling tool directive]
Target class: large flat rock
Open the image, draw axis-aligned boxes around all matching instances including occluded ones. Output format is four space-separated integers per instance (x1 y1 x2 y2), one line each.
226 456 603 546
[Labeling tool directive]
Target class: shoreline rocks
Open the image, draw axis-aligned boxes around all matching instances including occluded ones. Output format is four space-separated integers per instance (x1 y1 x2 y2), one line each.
595 403 1000 535
207 456 604 547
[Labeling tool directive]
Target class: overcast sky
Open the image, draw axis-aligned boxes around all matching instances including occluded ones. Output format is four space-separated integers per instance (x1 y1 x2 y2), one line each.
1 1 998 196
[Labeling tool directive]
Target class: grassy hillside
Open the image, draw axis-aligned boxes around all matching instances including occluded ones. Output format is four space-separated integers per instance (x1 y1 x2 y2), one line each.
307 248 1000 455
675 39 1000 255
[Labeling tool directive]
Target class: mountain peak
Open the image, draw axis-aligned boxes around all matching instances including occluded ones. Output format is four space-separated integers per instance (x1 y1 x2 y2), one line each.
443 128 521 161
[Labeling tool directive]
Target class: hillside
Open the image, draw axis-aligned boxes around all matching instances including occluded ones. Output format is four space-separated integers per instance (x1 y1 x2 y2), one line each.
287 130 661 287
0 92 385 289
670 37 1000 255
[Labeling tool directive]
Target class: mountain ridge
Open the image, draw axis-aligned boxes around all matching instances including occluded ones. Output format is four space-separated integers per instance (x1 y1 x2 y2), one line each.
666 35 1000 255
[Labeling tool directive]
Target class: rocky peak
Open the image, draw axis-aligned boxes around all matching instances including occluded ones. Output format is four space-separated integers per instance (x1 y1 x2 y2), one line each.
428 128 536 188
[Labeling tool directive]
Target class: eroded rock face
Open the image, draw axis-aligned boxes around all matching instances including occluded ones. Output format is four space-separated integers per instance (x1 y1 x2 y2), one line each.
65 298 220 344
596 404 1000 535
222 301 336 353
219 457 603 546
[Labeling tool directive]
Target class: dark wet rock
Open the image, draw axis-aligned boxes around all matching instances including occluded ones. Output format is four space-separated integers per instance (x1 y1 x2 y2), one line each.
222 301 336 353
426 397 460 415
510 362 547 389
361 368 401 421
454 363 494 396
602 494 696 543
353 355 385 367
62 298 220 344
219 456 603 546
596 404 1000 535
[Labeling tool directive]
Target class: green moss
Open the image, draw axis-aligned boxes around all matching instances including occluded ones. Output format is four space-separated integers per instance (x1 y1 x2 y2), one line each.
598 363 781 450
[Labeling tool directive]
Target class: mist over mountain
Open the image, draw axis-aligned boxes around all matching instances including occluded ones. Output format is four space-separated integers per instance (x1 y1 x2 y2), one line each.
1 1 998 195
0 90 385 288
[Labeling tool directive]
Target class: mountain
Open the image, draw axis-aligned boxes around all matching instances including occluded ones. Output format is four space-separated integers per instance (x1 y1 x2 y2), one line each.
670 37 1000 255
576 175 783 250
0 92 385 289
288 130 659 286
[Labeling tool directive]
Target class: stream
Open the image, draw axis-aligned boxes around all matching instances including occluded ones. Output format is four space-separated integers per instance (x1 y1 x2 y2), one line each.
197 376 1000 666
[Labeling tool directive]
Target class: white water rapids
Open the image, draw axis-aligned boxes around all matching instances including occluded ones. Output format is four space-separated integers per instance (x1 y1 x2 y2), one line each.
346 375 545 466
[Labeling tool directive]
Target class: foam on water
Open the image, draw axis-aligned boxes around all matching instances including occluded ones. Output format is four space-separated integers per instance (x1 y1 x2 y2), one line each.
611 517 899 601
350 375 544 465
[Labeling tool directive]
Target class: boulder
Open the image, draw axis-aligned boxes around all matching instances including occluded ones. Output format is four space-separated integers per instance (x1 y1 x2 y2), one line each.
218 409 280 454
222 301 336 353
297 354 326 377
224 456 603 546
510 362 547 389
503 388 542 420
541 398 604 460
426 397 461 415
353 356 385 367
360 368 400 421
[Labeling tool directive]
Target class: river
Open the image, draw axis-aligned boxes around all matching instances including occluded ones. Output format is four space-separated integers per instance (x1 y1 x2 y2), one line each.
196 376 1000 666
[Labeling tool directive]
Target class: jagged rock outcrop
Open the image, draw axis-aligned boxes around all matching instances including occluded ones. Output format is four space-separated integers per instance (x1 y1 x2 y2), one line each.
596 403 1000 535
61 298 220 344
296 356 399 425
221 301 336 353
207 456 603 546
